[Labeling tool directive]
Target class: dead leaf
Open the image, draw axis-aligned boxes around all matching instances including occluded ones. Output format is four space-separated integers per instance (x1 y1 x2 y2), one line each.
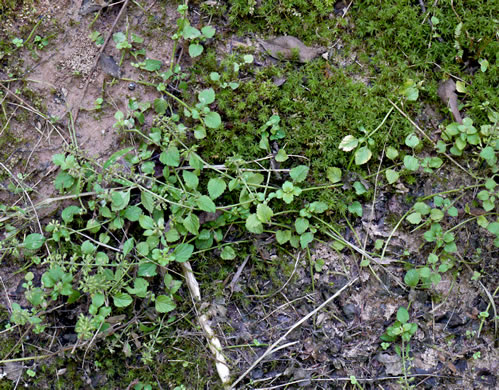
99 53 121 78
257 36 324 63
437 79 463 124
376 353 402 375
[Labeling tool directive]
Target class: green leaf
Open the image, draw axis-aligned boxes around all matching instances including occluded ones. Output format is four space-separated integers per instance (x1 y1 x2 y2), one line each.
405 133 420 148
246 214 263 234
385 169 399 184
295 218 309 234
124 206 142 221
404 269 420 287
430 208 444 221
221 246 236 260
339 135 358 152
139 215 155 230
113 293 133 308
201 25 216 38
111 191 130 211
189 43 203 57
406 212 422 224
256 204 273 223
174 243 194 262
413 202 430 215
141 191 155 213
386 146 399 160
155 295 176 313
160 146 180 167
81 240 96 255
403 155 419 171
353 181 367 195
327 167 342 183
480 146 495 161
62 206 82 223
142 58 162 72
204 111 221 128
396 307 409 324
182 170 199 189
154 98 167 115
207 178 226 199
24 233 45 250
136 242 149 256
138 261 156 276
355 146 372 165
290 165 309 183
300 232 314 248
198 88 215 105
196 195 216 213
183 25 201 39
123 238 134 256
487 222 499 235
276 230 291 244
348 201 363 217
183 214 200 235
275 149 288 162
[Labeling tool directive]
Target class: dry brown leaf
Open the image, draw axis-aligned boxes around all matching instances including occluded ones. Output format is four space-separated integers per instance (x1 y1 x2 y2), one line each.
257 36 323 63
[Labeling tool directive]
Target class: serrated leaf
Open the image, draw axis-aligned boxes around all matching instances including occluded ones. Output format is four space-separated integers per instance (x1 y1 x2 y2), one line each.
295 217 309 234
404 269 420 287
139 215 155 230
290 165 309 183
204 111 221 128
124 206 142 221
111 191 130 211
154 98 167 115
355 146 372 165
62 205 82 223
189 43 203 57
396 307 409 324
221 246 236 260
113 293 133 308
256 204 273 223
276 230 291 244
183 213 200 235
141 191 155 213
207 177 226 199
155 295 176 313
406 212 422 224
385 169 399 184
327 167 342 183
123 238 134 256
182 170 199 189
246 214 263 234
196 195 216 213
174 243 194 262
142 59 162 72
24 233 45 250
160 146 180 167
339 135 358 152
198 88 215 105
138 261 157 277
403 155 419 171
300 232 314 248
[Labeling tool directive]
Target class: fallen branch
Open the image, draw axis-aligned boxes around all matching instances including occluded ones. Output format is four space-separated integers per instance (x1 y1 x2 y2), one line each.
181 261 231 388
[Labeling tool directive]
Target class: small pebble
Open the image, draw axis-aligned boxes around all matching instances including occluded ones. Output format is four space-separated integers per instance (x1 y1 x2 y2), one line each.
128 82 136 91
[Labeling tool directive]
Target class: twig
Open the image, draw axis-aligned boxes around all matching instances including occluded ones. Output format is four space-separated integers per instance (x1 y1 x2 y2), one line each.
181 261 231 388
230 277 358 389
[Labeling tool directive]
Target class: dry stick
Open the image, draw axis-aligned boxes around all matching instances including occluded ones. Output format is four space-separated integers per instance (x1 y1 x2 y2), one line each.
181 261 231 388
231 277 359 389
72 0 130 126
387 99 476 179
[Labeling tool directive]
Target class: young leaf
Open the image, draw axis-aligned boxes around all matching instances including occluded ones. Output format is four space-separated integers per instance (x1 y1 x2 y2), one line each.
404 269 420 287
300 232 314 248
295 217 309 234
208 177 226 199
182 170 199 189
256 204 273 223
183 214 200 235
201 25 216 38
189 43 203 57
355 146 372 165
24 233 45 250
221 246 236 260
139 215 155 230
198 88 215 105
396 307 410 324
113 293 133 308
276 230 291 244
385 169 399 184
327 167 342 183
196 195 216 213
406 212 422 224
339 135 358 152
160 146 180 167
155 295 176 313
403 155 419 171
246 214 263 234
204 111 221 128
290 165 309 183
174 243 194 262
